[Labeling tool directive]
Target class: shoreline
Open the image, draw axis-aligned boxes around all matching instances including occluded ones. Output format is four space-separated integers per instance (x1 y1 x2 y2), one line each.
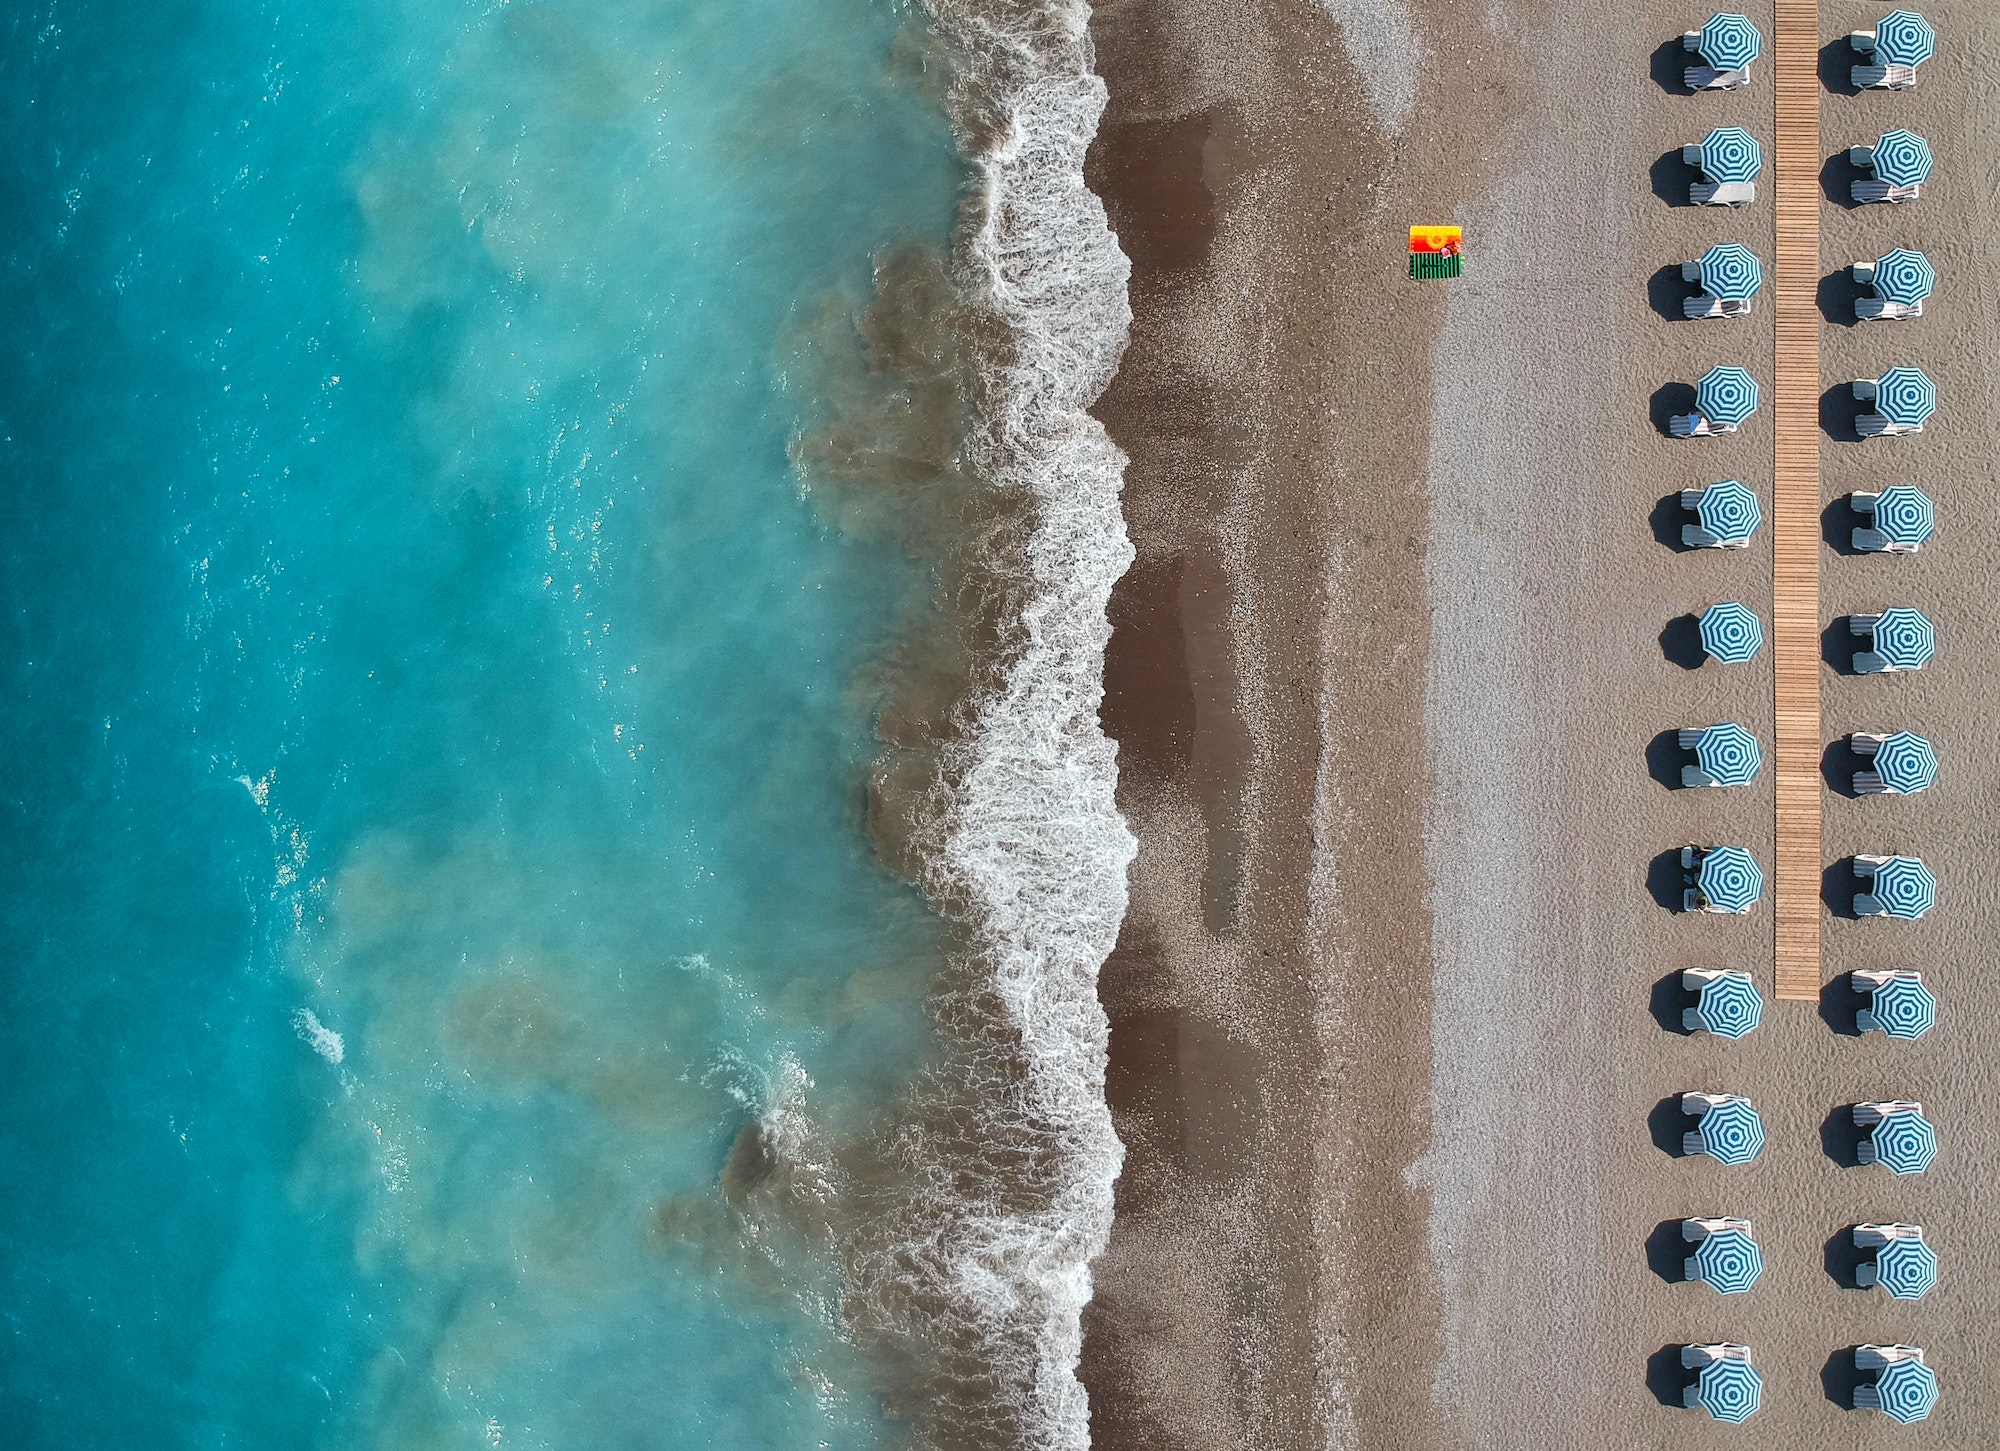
1076 3 1534 1446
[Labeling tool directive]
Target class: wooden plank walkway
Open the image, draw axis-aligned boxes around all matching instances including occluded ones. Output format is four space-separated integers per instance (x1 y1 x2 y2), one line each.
1773 0 1822 1000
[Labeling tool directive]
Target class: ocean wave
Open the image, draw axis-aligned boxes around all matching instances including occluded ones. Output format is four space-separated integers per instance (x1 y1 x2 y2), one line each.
848 1 1137 1446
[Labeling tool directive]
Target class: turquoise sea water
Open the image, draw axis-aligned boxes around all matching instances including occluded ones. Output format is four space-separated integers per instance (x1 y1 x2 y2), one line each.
0 0 976 1444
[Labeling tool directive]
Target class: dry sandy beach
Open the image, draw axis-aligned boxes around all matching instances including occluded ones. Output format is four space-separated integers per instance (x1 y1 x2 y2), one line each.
1081 0 1999 1446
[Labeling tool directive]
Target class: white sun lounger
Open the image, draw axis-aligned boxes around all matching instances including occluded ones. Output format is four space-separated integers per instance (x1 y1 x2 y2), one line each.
1853 63 1919 89
1685 294 1753 319
1691 180 1756 206
1852 179 1922 204
1670 412 1735 438
1852 1221 1924 1248
1856 296 1923 321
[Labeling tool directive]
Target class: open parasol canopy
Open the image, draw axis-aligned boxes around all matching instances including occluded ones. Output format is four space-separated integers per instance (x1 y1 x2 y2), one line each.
1691 972 1763 1038
1875 1359 1939 1423
1693 479 1760 543
1695 243 1763 301
1695 365 1759 425
1870 129 1933 187
1696 127 1763 183
1692 1228 1764 1293
1865 486 1934 547
1875 11 1937 67
1697 847 1764 913
1868 1110 1938 1175
1698 12 1763 69
1693 1097 1765 1164
1866 855 1935 919
1873 731 1937 793
1873 366 1937 427
1875 1237 1939 1301
1694 723 1761 785
1870 248 1935 305
1700 602 1764 663
1869 607 1934 668
1693 1358 1763 1422
1867 974 1936 1040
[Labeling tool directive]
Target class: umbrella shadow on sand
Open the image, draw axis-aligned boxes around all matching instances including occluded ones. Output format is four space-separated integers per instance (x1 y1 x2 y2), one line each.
1822 737 1865 798
1651 38 1693 94
1821 149 1869 210
1647 1221 1691 1283
1821 617 1864 672
1652 380 1697 434
1659 614 1707 670
1647 1345 1691 1407
1821 496 1869 557
1651 150 1699 208
1819 38 1865 97
1820 973 1869 1037
1649 1094 1691 1157
1818 267 1865 327
1821 382 1868 440
1822 858 1864 920
1650 969 1694 1035
1646 729 1690 787
1822 1348 1867 1409
1646 849 1691 911
1825 1228 1868 1288
1649 264 1692 321
1822 1104 1866 1167
1651 493 1699 551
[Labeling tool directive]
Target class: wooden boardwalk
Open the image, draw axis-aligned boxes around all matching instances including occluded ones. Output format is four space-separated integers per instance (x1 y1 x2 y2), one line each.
1773 0 1822 1000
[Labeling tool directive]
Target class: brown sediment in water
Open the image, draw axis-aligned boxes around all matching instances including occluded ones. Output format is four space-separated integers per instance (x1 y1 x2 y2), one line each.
1078 3 1535 1447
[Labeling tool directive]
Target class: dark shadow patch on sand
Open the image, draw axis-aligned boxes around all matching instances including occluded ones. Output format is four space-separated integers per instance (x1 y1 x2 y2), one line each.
1647 850 1691 912
1652 37 1692 93
1660 614 1707 670
1652 380 1696 434
1647 1220 1690 1283
1825 1228 1867 1287
1823 1347 1866 1408
1651 1095 1690 1157
1822 148 1867 210
1819 267 1865 327
1821 973 1869 1036
1822 617 1863 673
1822 496 1867 556
1821 381 1866 441
1650 263 1691 320
1823 737 1864 798
1651 494 1695 551
1824 858 1862 920
1820 38 1864 97
1652 149 1696 208
1648 1344 1690 1407
1651 970 1694 1034
1822 1105 1865 1166
1647 729 1689 788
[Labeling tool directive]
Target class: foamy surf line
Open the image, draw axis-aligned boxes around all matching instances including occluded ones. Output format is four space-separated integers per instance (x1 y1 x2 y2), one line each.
895 0 1135 1445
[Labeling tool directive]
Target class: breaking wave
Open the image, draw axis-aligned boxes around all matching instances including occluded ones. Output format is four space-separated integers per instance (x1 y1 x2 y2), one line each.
835 2 1138 1447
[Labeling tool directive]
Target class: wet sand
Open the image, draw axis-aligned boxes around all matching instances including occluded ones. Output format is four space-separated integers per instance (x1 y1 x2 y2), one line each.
1083 0 1999 1446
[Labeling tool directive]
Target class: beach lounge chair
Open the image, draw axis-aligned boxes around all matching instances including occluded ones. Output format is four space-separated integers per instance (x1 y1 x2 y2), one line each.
1848 609 1934 674
1689 180 1755 206
1852 970 1936 1038
1850 730 1936 794
1851 486 1934 552
1683 294 1752 319
1682 15 1761 90
1685 64 1750 90
1856 296 1922 320
1852 179 1922 203
1853 1222 1925 1248
1853 1345 1938 1422
1853 855 1936 919
1681 969 1763 1037
1853 63 1920 88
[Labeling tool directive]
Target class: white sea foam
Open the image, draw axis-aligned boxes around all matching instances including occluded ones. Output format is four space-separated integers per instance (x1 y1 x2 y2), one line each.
292 1007 346 1065
878 2 1137 1446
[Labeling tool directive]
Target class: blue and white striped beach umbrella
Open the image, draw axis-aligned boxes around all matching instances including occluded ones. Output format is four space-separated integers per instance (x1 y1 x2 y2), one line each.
1695 365 1759 425
1692 973 1764 1038
1697 127 1764 184
1868 975 1937 1039
1694 723 1762 785
1694 1358 1763 1422
1867 485 1935 547
1875 1359 1940 1423
1875 1238 1939 1300
1873 366 1937 427
1870 129 1933 187
1697 847 1764 913
1875 10 1937 67
1695 1098 1766 1164
1696 243 1763 301
1699 602 1764 663
1871 608 1935 668
1874 731 1938 793
1871 248 1936 305
1693 1228 1765 1293
1869 1111 1938 1175
1695 479 1761 543
1865 855 1935 918
1698 13 1763 69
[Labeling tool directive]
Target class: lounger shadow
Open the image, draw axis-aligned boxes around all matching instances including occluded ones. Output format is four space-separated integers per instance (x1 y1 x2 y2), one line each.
1822 1105 1865 1167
